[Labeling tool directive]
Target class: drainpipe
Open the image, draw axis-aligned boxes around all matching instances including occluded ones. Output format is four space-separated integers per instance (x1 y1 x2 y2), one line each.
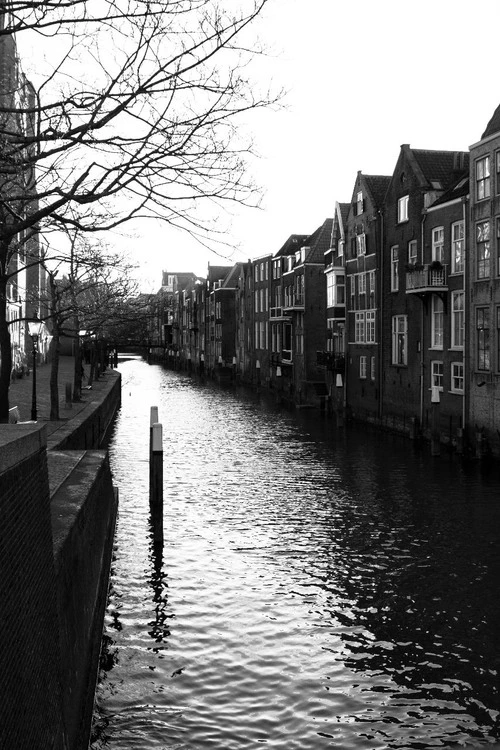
419 212 427 428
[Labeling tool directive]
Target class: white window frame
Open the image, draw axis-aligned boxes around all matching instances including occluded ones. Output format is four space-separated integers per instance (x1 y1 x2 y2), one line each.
355 312 365 343
369 270 375 295
356 191 363 216
450 362 464 394
359 355 367 379
392 315 407 365
391 246 399 292
476 155 491 200
451 290 464 349
358 272 366 295
366 310 376 343
477 220 491 279
356 233 366 256
431 360 444 391
431 295 444 349
408 240 418 265
398 195 409 223
451 220 465 274
432 227 444 263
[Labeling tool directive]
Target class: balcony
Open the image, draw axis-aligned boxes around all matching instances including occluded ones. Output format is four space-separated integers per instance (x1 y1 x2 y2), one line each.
406 263 448 295
269 306 292 320
283 294 305 311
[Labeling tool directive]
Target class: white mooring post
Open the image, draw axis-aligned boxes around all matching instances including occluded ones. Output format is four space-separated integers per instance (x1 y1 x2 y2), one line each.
149 406 159 487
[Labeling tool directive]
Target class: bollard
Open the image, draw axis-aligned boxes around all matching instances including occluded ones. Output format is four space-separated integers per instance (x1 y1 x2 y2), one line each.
149 406 159 489
150 421 164 545
65 382 73 408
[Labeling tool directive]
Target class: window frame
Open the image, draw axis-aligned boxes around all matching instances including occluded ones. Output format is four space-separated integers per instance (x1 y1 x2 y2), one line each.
477 220 491 279
356 233 366 256
365 310 376 343
391 245 399 292
398 195 409 223
476 155 491 201
432 226 444 263
477 307 491 371
431 294 444 349
451 220 465 274
431 360 444 391
451 290 465 349
359 355 367 379
408 240 418 265
451 362 464 394
355 311 365 343
391 314 407 366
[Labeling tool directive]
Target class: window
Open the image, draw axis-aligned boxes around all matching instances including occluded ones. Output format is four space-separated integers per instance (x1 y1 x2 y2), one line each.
408 240 418 265
476 155 491 200
326 273 335 307
271 323 281 353
452 221 465 273
338 239 345 257
356 191 363 216
477 221 490 278
350 275 355 306
431 360 443 391
326 319 335 353
497 218 500 276
451 291 465 349
392 315 407 365
391 246 399 291
355 312 365 343
369 270 375 295
431 295 444 348
295 313 303 354
451 362 464 393
254 290 259 312
398 195 409 223
254 264 259 281
370 356 376 381
359 355 367 378
477 307 490 370
356 233 366 256
432 227 444 262
366 310 376 343
273 259 281 279
358 272 366 295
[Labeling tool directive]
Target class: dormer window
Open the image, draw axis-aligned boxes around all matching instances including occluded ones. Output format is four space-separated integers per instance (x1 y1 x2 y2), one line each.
398 195 409 223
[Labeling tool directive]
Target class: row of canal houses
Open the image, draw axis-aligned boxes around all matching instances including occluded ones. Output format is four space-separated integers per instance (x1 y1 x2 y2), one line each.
147 104 500 458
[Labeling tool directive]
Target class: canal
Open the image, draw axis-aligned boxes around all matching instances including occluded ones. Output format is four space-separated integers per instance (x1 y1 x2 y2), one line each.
91 355 500 749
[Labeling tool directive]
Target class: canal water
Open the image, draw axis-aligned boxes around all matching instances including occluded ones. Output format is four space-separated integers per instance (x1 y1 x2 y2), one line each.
91 355 500 749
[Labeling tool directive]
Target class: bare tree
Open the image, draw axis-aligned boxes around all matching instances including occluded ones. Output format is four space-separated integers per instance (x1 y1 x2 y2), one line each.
41 233 137 418
0 0 277 420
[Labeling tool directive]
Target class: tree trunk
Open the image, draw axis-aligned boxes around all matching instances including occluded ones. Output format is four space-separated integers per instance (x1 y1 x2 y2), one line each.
0 273 13 423
49 329 60 421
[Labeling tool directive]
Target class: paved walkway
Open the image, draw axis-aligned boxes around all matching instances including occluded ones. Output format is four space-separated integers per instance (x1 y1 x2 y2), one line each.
8 356 118 437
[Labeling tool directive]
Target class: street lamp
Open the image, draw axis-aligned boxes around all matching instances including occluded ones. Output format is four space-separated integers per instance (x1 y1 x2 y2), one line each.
27 312 43 421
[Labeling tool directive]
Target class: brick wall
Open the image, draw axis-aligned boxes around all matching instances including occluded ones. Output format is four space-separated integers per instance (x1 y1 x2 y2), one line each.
0 429 66 750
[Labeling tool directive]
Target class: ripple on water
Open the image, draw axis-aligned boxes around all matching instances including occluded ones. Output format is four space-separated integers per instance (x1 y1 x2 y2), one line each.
91 360 500 749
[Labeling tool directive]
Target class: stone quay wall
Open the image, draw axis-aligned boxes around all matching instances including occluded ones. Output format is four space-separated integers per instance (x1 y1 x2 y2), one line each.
0 372 121 749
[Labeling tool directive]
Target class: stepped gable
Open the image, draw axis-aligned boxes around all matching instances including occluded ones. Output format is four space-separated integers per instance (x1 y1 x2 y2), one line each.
411 149 469 190
481 102 500 140
363 174 391 208
304 218 334 263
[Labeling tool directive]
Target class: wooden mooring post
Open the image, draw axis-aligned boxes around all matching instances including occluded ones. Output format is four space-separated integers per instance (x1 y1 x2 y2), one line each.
149 407 163 545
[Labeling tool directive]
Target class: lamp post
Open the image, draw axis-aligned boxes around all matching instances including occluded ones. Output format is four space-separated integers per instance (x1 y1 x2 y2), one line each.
27 312 43 421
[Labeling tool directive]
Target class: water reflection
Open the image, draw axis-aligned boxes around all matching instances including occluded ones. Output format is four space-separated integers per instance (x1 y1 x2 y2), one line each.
91 357 500 749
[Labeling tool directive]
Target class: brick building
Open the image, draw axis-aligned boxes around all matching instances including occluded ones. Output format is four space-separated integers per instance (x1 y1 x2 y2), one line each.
468 105 500 456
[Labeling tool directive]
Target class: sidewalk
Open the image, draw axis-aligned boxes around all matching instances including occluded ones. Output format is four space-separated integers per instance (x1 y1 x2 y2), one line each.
8 356 117 438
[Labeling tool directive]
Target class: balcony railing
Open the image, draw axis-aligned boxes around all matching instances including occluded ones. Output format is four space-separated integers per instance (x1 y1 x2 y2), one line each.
270 306 292 320
406 263 448 294
281 349 292 363
283 294 304 310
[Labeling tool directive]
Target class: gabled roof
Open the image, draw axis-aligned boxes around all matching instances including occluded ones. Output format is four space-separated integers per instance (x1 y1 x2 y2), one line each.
274 233 309 257
363 174 391 208
207 264 232 283
482 103 500 140
221 263 243 288
161 270 199 289
409 147 469 189
337 202 350 227
303 218 334 263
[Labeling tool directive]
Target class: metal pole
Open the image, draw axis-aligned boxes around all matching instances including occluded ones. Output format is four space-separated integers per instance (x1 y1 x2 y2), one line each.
31 338 37 421
150 421 163 545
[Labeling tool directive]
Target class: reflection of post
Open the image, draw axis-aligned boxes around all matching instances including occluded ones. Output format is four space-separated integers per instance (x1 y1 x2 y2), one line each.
150 418 163 545
335 372 344 428
431 386 440 456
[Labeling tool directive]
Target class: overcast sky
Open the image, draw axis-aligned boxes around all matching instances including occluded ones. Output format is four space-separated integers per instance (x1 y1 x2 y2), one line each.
25 0 500 290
